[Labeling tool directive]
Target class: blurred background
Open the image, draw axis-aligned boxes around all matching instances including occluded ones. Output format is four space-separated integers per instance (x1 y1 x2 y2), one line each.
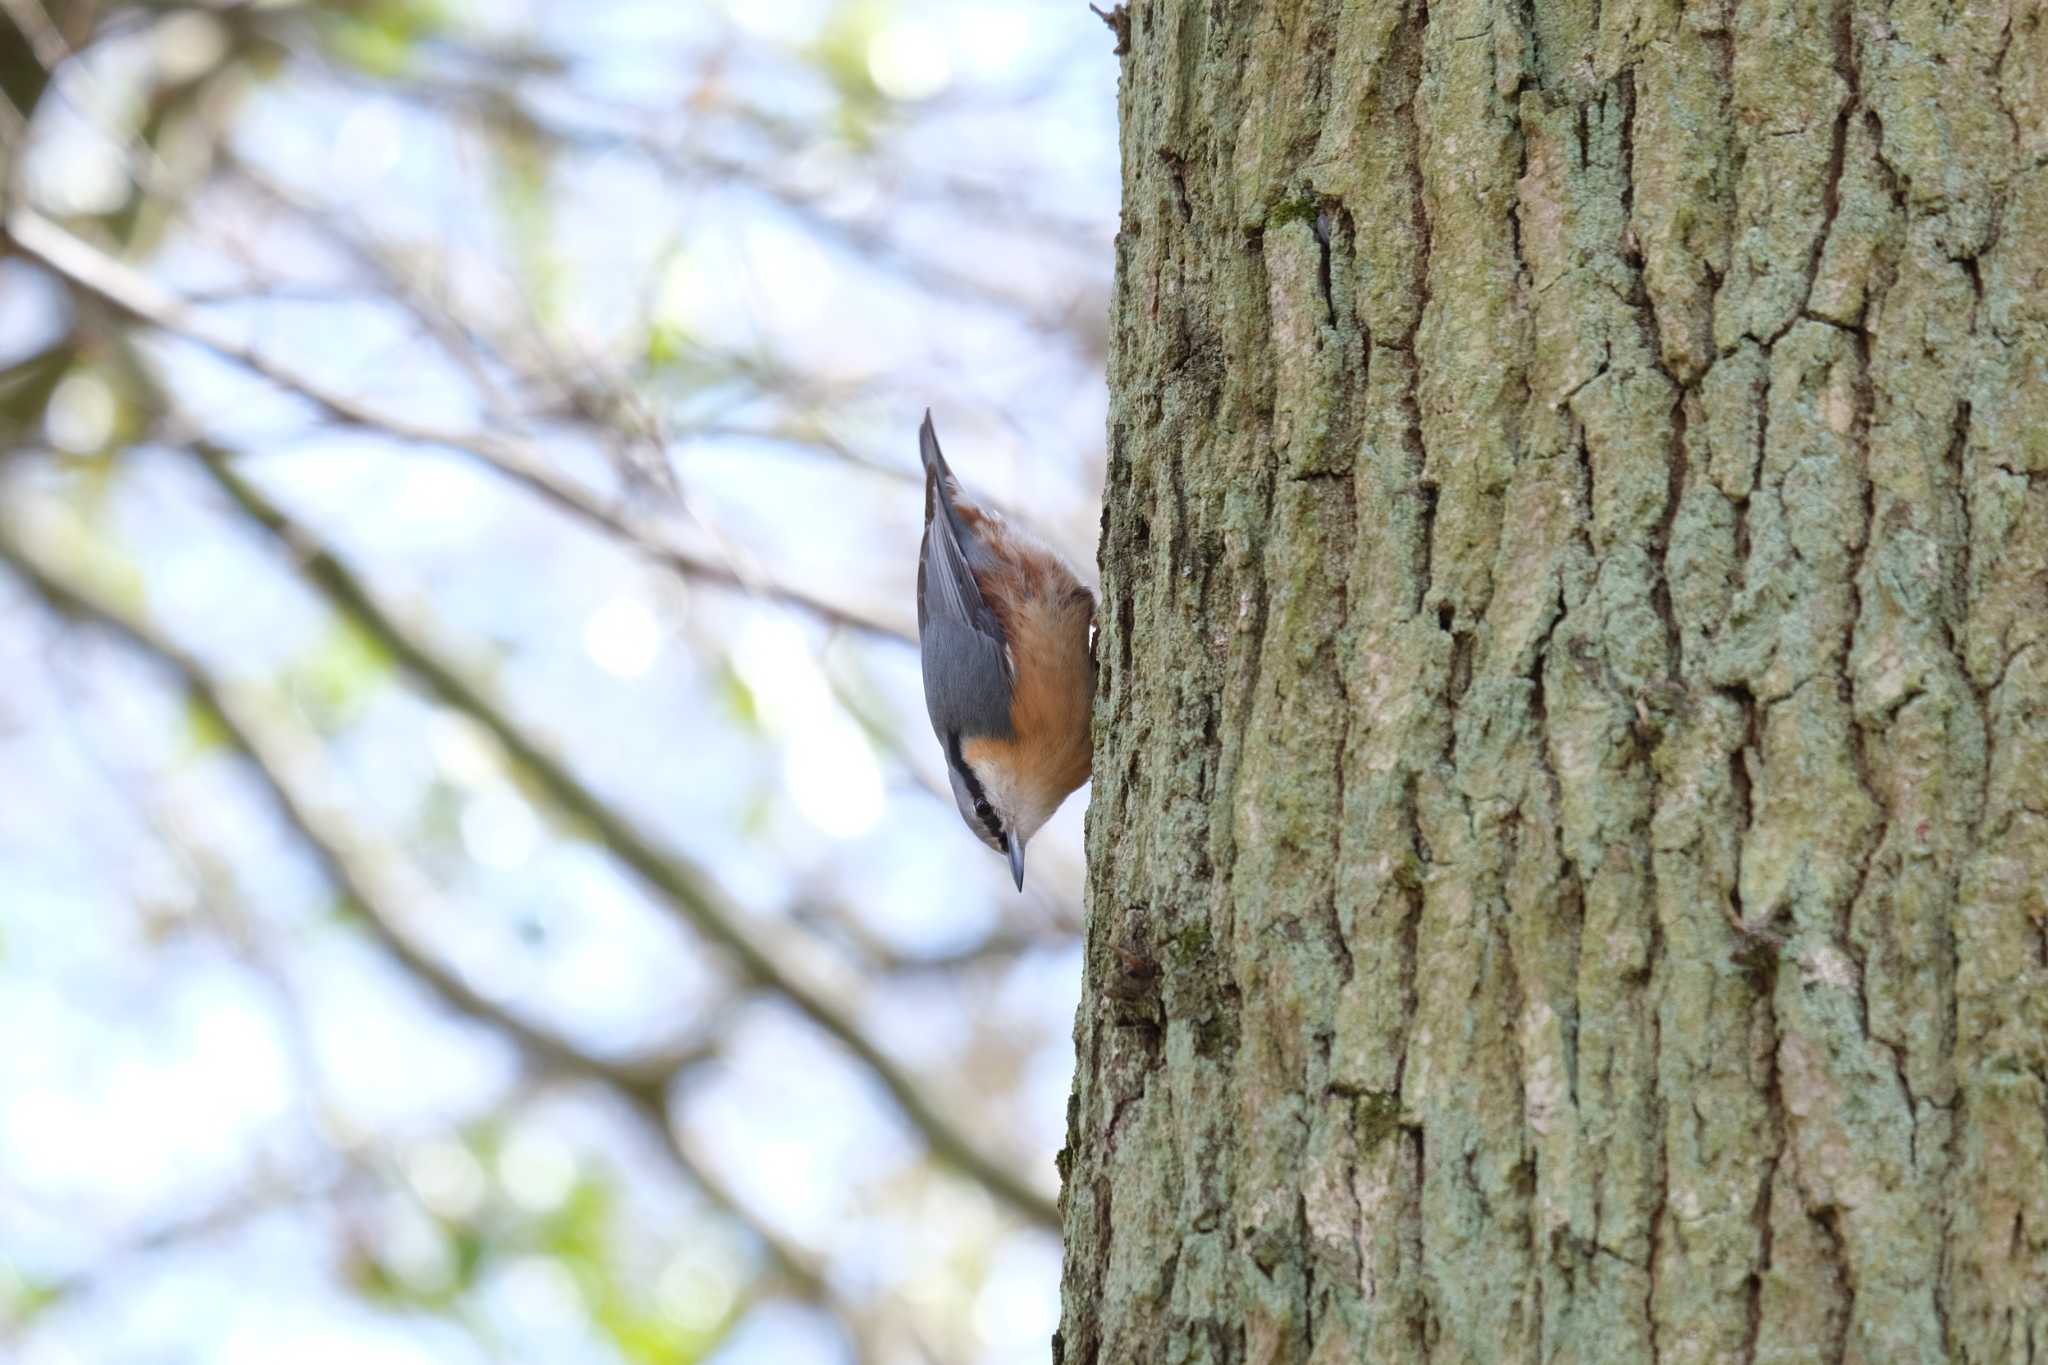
0 2 1113 1361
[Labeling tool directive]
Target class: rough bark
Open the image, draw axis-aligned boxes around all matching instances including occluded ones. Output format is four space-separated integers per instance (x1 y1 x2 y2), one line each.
1061 0 2048 1361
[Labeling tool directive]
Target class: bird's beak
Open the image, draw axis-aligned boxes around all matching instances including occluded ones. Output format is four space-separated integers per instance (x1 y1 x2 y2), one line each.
1005 831 1026 892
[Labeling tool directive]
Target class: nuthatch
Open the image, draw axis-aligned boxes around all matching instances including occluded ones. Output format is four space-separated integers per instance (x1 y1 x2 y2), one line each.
917 411 1095 890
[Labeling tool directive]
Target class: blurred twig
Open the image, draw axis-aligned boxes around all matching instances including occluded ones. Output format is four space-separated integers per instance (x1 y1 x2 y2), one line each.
219 149 949 495
0 0 197 204
300 59 1100 345
0 0 72 70
0 203 1053 1219
0 529 701 1093
182 447 1059 1229
790 896 1055 978
0 527 882 1345
1 204 914 643
0 1172 363 1342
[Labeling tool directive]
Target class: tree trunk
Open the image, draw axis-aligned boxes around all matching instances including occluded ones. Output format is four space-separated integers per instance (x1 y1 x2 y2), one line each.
1061 0 2048 1360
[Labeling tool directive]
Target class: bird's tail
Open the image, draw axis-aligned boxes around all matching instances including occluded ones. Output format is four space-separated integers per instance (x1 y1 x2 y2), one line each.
920 409 971 534
919 409 954 482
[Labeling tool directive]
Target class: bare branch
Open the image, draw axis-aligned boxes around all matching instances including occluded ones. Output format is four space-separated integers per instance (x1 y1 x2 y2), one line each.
0 528 868 1334
1 205 914 643
0 0 72 70
186 448 1057 1229
217 156 1080 545
295 59 1101 343
0 1173 361 1341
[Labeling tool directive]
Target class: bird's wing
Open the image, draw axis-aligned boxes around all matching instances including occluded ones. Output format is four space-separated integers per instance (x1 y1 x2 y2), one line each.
917 411 1015 740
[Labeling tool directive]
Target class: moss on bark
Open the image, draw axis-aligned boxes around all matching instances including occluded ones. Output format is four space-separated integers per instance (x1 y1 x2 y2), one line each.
1062 0 2048 1361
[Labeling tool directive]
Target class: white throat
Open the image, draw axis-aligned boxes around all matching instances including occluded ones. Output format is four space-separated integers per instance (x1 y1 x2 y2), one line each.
971 760 1060 845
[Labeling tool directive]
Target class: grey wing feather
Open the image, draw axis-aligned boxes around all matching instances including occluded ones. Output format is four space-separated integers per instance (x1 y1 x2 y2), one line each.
917 411 1015 740
920 616 1014 741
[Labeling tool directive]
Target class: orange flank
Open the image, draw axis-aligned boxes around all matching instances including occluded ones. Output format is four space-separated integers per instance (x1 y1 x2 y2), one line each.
959 514 1095 805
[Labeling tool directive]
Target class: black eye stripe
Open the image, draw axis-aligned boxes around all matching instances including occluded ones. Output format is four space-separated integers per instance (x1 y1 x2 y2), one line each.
946 731 1005 839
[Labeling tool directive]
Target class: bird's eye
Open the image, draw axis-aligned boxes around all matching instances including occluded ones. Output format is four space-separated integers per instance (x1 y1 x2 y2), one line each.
973 797 999 833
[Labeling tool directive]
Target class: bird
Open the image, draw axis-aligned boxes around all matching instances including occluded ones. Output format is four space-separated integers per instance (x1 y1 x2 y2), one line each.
916 410 1095 891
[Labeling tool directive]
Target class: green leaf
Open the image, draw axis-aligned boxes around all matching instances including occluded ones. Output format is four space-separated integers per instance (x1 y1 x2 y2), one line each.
810 0 887 104
536 1177 735 1364
284 617 397 730
490 124 563 322
6 1276 63 1325
179 686 234 759
0 345 72 431
644 322 689 371
34 504 149 618
712 660 761 732
324 0 449 77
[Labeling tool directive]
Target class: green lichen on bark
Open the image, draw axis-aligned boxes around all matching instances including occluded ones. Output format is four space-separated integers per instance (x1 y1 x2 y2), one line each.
1062 0 2048 1362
